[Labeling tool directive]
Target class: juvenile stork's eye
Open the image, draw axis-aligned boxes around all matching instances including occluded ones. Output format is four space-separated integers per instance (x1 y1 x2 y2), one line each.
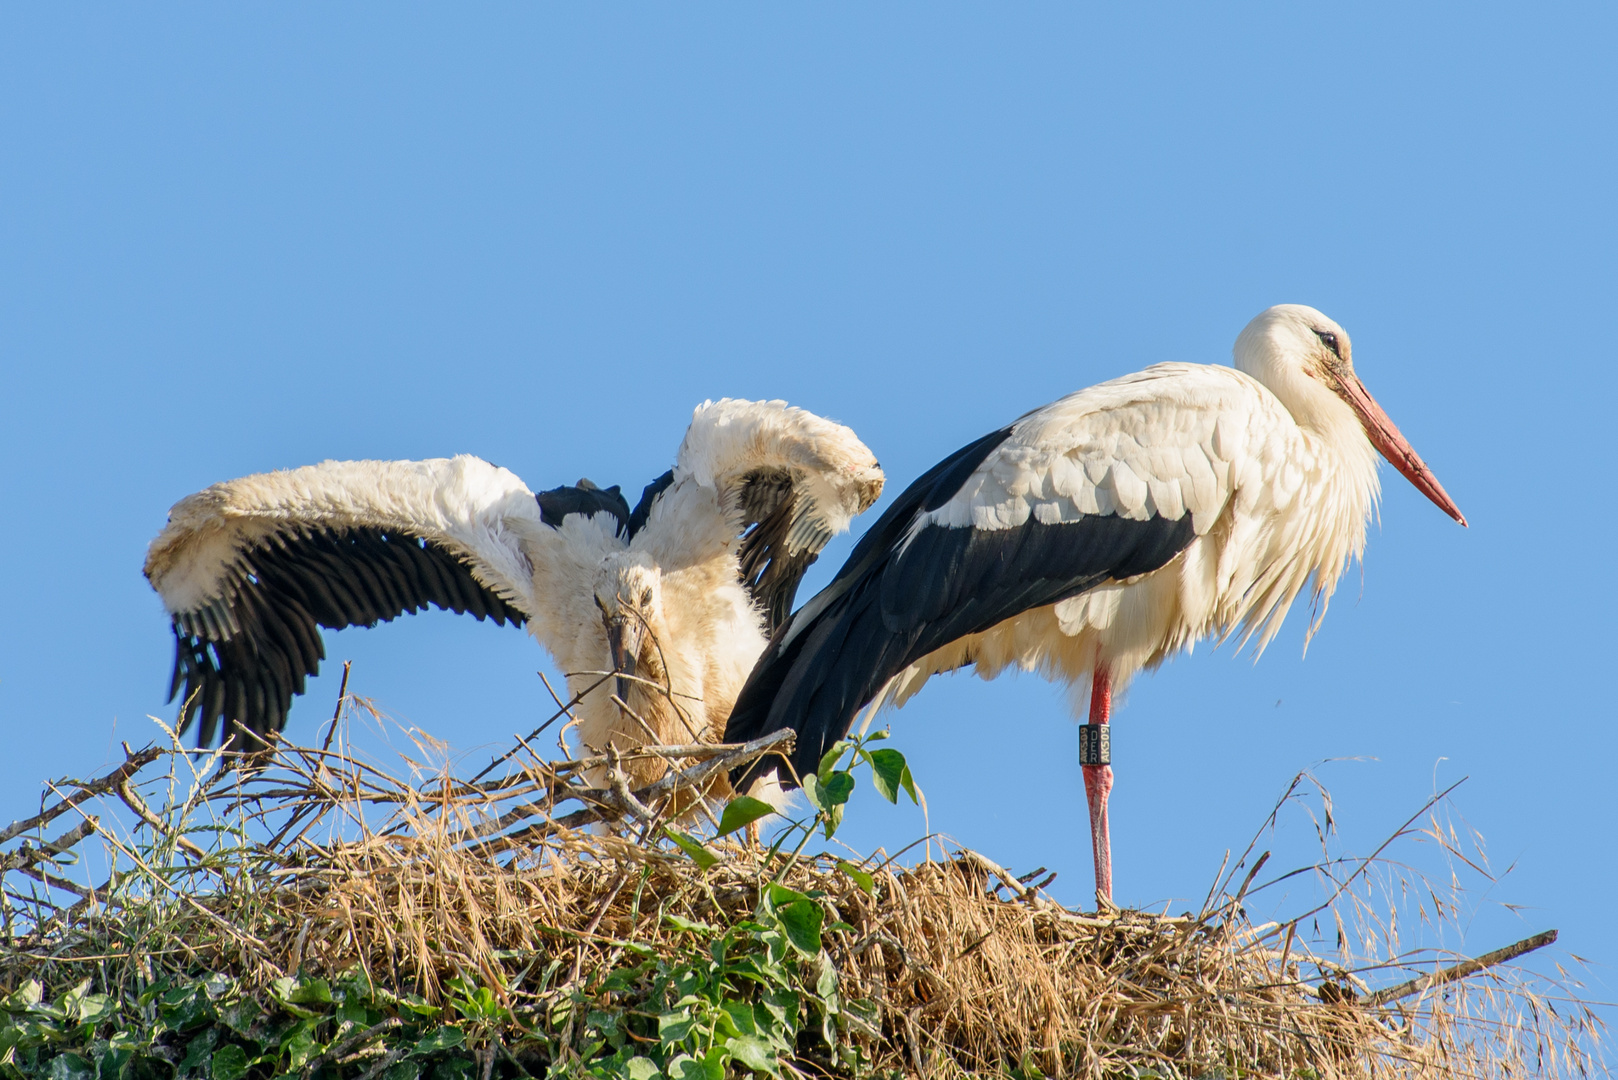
1312 328 1342 358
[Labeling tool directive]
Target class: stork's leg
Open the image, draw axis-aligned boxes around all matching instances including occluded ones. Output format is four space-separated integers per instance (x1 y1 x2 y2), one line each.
1081 665 1114 903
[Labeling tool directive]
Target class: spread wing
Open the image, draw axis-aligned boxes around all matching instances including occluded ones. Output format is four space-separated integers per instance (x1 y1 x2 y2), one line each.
725 364 1310 784
629 399 885 632
144 455 552 747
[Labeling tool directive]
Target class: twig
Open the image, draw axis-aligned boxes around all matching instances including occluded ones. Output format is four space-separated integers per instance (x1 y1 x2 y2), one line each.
320 660 353 755
0 746 164 845
115 776 208 860
1362 930 1559 1008
468 672 614 784
302 1016 402 1076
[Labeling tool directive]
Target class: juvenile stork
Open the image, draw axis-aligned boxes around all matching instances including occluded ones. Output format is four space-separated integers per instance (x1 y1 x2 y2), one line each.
725 305 1466 901
145 399 884 781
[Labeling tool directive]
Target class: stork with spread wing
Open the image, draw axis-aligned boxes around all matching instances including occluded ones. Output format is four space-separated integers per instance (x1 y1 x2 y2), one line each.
144 399 883 775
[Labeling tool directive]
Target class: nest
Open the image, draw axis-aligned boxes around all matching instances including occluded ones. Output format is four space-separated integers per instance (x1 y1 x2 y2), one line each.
0 693 1604 1079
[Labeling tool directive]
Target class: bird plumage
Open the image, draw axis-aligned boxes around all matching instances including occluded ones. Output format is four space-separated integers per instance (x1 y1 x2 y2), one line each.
145 399 884 767
725 306 1464 803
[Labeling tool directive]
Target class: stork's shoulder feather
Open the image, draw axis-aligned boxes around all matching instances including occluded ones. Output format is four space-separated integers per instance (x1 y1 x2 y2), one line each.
919 363 1310 538
632 399 885 632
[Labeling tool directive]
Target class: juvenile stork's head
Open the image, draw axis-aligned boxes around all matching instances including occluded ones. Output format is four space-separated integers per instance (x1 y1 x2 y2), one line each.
592 552 667 706
1235 304 1467 526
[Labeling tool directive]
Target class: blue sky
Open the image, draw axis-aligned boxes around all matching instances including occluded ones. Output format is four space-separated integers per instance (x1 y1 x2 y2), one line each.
2 5 1613 1002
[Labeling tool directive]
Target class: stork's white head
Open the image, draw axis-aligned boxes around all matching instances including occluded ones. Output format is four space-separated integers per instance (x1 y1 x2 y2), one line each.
1235 304 1466 526
592 552 666 704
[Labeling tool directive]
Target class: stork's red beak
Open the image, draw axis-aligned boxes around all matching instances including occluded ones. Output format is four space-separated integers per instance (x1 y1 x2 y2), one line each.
1337 374 1467 527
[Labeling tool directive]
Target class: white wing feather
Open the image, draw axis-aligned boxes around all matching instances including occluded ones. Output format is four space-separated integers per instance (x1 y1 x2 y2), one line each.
145 455 546 619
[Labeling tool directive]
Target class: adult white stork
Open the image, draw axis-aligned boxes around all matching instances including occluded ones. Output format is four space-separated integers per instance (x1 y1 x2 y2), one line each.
144 399 884 784
725 305 1466 901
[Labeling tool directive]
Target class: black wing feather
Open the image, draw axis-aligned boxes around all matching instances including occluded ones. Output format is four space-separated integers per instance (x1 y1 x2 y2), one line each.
724 427 1196 787
169 527 526 749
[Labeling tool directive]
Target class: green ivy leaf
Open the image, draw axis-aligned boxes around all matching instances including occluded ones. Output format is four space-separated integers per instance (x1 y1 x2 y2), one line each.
720 999 756 1038
716 796 774 837
383 1063 422 1080
411 1026 466 1056
658 1009 695 1044
431 1061 476 1080
179 1028 219 1073
209 1046 250 1080
777 900 824 957
280 1018 322 1070
836 860 875 895
624 1056 662 1080
728 1034 779 1075
46 1054 94 1080
665 828 719 870
219 996 261 1036
288 978 334 1006
864 749 916 804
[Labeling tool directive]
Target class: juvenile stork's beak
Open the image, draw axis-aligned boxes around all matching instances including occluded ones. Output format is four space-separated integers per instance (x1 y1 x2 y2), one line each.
1335 373 1468 527
605 615 644 704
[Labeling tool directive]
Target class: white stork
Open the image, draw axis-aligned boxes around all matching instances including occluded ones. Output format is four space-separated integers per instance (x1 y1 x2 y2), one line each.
725 305 1466 901
144 399 884 785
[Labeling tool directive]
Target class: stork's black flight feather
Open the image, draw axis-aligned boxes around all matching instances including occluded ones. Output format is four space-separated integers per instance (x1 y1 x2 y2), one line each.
723 426 1196 787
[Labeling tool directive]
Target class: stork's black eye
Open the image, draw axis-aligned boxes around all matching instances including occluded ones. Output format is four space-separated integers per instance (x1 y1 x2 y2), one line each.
641 588 653 606
1312 328 1341 358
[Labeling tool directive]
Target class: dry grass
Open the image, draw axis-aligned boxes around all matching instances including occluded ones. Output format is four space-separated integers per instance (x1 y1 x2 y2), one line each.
0 694 1604 1079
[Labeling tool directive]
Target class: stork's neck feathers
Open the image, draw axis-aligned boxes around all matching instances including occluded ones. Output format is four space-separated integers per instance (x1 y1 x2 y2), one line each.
1229 310 1385 544
1233 311 1381 503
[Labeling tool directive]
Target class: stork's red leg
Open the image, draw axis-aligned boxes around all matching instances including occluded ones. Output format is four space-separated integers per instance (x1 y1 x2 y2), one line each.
1081 665 1114 903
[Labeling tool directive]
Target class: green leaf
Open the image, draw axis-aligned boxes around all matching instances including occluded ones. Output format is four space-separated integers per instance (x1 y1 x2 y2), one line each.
865 749 916 804
411 1026 466 1056
818 772 854 807
666 1055 716 1080
821 802 845 839
836 860 875 895
801 773 824 811
6 981 42 1010
218 996 261 1036
47 1055 94 1080
816 959 838 1002
288 978 334 1006
658 1009 695 1044
72 993 115 1027
816 740 854 781
281 1019 322 1070
716 796 775 837
624 1057 662 1080
728 1035 779 1075
396 993 443 1018
209 1046 250 1080
663 913 718 935
765 883 811 909
777 899 824 957
179 1028 219 1073
431 1062 476 1080
383 1064 423 1080
665 828 719 870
